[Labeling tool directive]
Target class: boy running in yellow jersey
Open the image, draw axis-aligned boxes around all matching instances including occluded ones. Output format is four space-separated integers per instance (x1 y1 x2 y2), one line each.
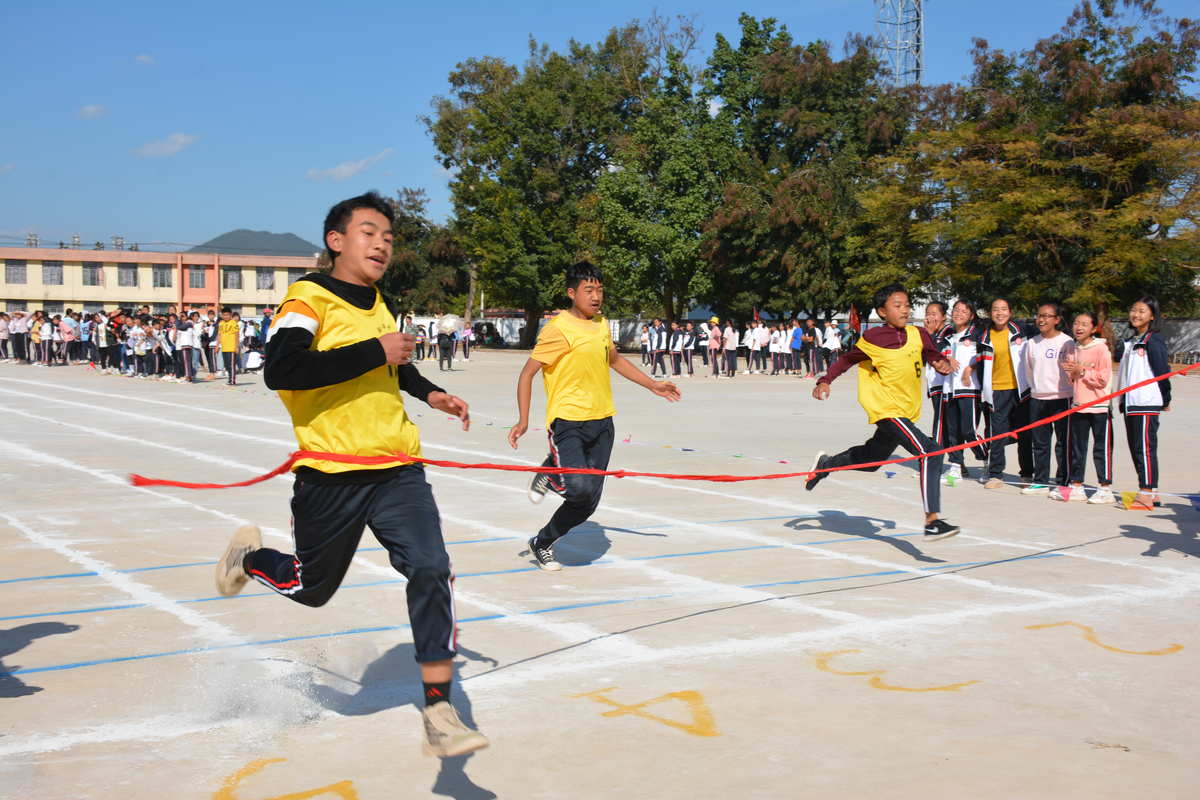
212 192 487 758
217 308 241 385
808 284 962 541
508 262 681 570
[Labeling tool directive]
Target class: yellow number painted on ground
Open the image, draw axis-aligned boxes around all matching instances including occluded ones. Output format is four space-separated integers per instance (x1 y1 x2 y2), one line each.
813 649 979 692
1026 621 1184 656
572 688 720 737
214 758 359 800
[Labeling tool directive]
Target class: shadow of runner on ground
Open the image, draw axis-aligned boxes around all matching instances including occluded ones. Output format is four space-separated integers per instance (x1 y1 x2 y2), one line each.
551 521 668 567
1120 500 1200 558
0 622 80 698
784 510 945 564
306 640 497 800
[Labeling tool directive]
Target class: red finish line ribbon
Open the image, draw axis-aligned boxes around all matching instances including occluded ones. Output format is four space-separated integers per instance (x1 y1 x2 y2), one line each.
129 362 1196 490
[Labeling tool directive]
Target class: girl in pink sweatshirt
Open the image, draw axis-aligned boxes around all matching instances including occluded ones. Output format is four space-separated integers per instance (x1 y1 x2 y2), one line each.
1056 311 1114 505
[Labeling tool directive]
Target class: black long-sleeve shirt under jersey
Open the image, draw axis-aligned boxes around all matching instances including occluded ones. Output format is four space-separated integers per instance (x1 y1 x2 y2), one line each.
265 272 444 484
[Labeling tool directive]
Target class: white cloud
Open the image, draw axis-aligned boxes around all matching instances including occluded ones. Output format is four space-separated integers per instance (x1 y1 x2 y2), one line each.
133 133 198 158
306 148 393 182
0 164 14 176
77 104 106 120
135 54 154 65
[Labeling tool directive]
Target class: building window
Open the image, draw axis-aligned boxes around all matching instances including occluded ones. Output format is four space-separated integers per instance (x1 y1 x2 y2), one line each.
83 262 102 286
82 302 104 314
42 260 64 285
43 301 64 314
222 266 243 290
153 264 173 288
287 268 306 285
153 303 171 315
118 264 138 287
5 260 26 284
256 267 275 291
188 266 206 289
6 300 27 311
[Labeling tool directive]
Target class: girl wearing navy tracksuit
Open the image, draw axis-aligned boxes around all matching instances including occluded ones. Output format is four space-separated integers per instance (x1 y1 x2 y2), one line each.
1115 296 1172 509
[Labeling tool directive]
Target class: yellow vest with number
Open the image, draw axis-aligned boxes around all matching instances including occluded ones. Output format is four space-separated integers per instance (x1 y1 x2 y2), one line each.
856 326 924 424
278 280 422 474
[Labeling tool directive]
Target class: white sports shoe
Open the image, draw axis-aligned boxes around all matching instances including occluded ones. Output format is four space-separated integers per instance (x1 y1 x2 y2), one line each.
422 702 489 757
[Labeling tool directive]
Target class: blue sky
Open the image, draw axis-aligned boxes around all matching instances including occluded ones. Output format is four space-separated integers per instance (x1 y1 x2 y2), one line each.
1 0 1194 251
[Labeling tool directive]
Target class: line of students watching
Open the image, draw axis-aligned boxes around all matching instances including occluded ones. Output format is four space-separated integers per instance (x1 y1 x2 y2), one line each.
639 317 853 379
921 295 1171 510
0 305 267 386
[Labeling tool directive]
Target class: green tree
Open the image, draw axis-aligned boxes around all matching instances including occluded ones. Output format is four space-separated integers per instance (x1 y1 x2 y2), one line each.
593 22 735 321
852 0 1200 317
377 188 469 315
427 30 641 345
704 16 911 321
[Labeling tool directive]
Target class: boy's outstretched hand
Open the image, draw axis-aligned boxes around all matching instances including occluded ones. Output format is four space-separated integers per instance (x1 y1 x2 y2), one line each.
812 383 831 401
507 421 527 449
428 391 470 431
650 381 681 402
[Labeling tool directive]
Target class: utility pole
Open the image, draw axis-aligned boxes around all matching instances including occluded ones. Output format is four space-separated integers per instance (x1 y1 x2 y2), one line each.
875 0 924 86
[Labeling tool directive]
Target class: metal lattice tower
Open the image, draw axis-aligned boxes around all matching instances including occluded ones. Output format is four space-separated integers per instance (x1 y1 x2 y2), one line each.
875 0 924 86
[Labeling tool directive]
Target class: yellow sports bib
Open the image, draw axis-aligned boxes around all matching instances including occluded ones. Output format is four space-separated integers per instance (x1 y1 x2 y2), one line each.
277 280 422 474
856 326 924 424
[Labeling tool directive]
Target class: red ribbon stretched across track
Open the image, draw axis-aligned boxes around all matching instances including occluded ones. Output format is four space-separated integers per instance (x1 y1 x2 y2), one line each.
129 363 1196 490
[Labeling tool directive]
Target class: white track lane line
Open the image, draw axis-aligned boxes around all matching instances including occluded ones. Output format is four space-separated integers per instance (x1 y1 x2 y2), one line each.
0 510 239 644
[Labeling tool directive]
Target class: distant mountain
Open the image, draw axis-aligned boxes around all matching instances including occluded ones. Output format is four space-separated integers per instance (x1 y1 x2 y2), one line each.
189 229 320 257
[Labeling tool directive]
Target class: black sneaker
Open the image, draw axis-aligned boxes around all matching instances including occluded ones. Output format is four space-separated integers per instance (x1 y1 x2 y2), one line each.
805 452 829 491
526 536 562 571
528 472 552 504
923 519 960 541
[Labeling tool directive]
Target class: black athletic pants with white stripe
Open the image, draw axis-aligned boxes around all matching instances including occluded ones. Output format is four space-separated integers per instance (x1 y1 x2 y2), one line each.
535 417 615 547
246 466 456 663
1028 397 1070 486
1068 412 1113 485
823 417 943 515
1123 412 1160 490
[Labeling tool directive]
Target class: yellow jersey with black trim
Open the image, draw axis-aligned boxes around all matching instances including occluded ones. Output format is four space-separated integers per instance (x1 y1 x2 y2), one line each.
531 311 615 426
856 326 924 424
276 280 422 474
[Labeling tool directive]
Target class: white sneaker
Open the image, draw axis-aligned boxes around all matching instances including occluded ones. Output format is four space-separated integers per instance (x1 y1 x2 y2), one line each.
946 464 963 480
421 702 489 757
1050 485 1088 502
1088 487 1116 505
1022 484 1051 496
215 524 262 596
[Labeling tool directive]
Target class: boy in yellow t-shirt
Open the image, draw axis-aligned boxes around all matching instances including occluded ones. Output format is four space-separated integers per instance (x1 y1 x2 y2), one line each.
217 307 241 385
809 284 962 541
508 261 681 571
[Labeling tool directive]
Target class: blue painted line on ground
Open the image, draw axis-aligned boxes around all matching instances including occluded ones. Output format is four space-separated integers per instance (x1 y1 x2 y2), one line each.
10 552 1067 676
0 538 521 587
0 531 941 623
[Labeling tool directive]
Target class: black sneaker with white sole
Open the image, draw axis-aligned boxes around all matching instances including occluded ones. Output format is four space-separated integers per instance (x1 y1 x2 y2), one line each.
923 519 960 541
526 536 562 571
805 452 830 491
528 471 552 504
